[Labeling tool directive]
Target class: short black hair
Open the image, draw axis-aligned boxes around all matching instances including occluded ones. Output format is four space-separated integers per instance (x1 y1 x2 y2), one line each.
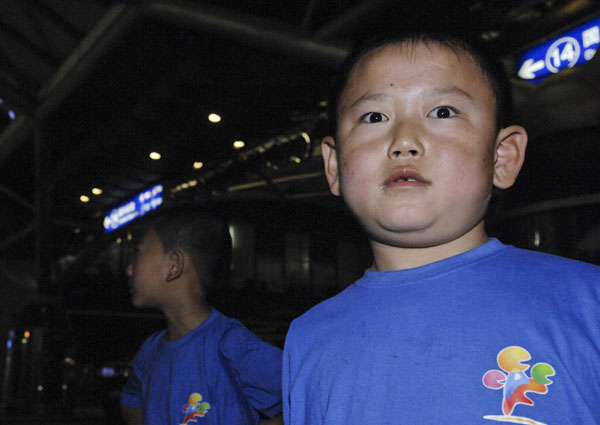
143 204 232 289
327 31 515 137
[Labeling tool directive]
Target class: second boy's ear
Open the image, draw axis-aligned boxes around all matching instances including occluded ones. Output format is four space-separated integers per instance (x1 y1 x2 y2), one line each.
322 136 341 196
493 125 528 190
165 249 184 282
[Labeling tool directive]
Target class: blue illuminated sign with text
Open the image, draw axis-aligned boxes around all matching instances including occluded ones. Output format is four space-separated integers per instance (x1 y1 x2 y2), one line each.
517 16 600 82
103 184 163 232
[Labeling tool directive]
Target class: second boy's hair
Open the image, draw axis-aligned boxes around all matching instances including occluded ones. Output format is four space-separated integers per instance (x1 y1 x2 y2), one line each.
327 31 515 138
144 204 232 289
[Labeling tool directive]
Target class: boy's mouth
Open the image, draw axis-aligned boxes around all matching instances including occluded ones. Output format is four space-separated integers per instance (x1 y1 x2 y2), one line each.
384 168 430 187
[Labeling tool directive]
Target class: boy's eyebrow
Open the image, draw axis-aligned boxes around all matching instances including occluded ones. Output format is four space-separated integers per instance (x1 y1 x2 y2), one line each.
346 93 392 111
426 87 474 100
345 87 474 112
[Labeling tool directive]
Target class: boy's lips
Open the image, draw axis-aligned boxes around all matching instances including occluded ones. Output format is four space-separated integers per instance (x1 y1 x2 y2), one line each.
383 167 430 187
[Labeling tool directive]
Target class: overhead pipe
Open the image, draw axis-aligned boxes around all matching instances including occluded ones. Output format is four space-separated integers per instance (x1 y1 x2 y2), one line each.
143 0 348 67
0 1 350 168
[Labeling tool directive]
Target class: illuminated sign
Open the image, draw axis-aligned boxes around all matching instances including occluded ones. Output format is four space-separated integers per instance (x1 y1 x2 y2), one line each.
517 16 600 81
103 184 163 232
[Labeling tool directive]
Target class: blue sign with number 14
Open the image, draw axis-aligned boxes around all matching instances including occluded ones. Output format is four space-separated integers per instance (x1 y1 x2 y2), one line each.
517 16 600 82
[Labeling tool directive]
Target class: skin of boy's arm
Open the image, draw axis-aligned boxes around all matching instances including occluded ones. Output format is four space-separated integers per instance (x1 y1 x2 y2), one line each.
259 413 283 425
121 405 143 425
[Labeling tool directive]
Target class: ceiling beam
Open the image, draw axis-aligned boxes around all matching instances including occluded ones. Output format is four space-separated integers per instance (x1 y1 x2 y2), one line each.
144 0 348 67
0 1 349 169
0 183 34 210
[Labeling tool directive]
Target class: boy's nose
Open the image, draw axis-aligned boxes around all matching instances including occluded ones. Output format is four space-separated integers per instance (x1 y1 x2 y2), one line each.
387 136 423 159
388 122 423 159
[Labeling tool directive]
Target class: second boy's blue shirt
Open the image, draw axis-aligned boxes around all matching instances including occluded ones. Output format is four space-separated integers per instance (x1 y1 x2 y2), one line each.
122 308 282 425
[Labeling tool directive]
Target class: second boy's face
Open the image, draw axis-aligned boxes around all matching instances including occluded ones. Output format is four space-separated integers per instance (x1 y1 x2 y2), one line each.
128 229 169 308
326 43 499 251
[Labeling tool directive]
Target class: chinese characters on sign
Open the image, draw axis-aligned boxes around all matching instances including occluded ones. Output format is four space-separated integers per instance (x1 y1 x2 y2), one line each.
103 184 163 232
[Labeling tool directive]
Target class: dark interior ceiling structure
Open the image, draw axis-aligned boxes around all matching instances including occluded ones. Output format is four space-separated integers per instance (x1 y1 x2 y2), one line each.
0 0 599 278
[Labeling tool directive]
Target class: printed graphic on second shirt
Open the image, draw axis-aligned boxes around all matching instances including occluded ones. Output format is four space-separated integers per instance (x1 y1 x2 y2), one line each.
482 346 555 425
181 392 211 424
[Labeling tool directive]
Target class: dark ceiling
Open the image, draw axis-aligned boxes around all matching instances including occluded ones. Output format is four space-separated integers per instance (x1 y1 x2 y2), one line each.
0 0 599 275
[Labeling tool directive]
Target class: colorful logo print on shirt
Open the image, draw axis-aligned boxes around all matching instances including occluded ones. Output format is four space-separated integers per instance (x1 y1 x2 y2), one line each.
482 346 555 424
181 392 211 424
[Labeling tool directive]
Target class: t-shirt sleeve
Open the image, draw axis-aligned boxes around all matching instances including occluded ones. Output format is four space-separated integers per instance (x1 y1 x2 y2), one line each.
120 334 157 409
121 357 144 408
220 325 283 417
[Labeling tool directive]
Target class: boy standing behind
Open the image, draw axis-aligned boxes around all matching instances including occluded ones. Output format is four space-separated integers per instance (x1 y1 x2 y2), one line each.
283 33 600 424
121 205 283 425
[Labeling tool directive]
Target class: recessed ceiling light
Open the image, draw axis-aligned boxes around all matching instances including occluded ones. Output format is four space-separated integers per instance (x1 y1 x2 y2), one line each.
149 152 161 160
92 188 103 195
80 195 90 203
300 132 311 143
233 140 245 149
208 113 221 123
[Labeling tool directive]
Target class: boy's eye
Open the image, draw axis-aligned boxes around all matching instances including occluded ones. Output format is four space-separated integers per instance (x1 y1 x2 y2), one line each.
360 112 388 123
429 106 456 119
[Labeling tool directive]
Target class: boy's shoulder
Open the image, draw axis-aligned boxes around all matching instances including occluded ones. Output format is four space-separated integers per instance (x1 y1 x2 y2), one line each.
499 241 600 279
289 240 600 333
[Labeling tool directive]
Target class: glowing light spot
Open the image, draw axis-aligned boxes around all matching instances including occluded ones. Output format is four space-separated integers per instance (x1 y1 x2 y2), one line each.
80 195 90 203
208 113 221 123
149 152 161 160
92 188 103 195
290 156 301 163
24 331 30 338
193 161 203 169
189 180 198 187
233 140 245 149
300 132 311 143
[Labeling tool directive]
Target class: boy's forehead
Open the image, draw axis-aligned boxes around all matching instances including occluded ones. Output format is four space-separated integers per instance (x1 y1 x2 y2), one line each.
339 42 488 109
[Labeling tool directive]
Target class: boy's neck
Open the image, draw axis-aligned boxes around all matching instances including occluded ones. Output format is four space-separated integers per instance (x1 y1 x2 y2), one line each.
370 224 489 271
162 299 212 342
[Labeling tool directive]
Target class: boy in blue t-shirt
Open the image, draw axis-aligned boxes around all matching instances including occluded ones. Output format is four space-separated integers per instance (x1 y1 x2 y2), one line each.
283 33 600 424
120 205 283 425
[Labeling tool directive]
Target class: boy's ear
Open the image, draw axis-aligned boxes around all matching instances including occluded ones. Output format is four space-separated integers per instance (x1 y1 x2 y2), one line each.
493 125 528 189
322 136 341 196
165 249 185 282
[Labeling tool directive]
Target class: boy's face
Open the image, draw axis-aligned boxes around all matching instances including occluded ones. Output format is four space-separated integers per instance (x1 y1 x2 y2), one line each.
127 229 169 308
325 43 500 250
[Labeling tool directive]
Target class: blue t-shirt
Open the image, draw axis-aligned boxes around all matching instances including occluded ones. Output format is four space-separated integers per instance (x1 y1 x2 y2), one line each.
283 239 600 424
121 309 282 425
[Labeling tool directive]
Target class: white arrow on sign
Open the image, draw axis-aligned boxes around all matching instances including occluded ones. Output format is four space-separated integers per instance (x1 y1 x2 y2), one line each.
518 58 545 79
